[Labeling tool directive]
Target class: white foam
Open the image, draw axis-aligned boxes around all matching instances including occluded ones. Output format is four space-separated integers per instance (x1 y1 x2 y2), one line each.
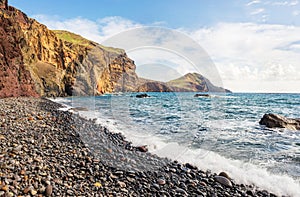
91 115 300 196
159 144 300 197
48 97 73 111
51 97 300 197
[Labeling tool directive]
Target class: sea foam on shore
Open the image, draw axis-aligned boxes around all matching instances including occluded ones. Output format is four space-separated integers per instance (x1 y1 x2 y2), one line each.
51 96 300 196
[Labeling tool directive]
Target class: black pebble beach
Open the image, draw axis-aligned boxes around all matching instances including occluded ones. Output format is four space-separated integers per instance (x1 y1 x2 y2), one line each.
0 97 279 196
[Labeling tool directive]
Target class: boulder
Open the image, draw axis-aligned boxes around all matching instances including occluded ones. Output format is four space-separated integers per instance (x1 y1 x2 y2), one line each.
194 93 210 98
259 113 300 131
136 145 148 152
214 176 232 187
136 93 150 98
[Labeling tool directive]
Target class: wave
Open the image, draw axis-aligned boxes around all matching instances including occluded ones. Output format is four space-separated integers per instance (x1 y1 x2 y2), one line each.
51 97 300 196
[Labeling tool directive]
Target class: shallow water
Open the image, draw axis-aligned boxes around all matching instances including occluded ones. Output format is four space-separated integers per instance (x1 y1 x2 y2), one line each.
53 93 300 196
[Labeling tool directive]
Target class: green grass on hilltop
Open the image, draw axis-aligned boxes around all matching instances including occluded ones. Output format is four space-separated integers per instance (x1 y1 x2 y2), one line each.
53 30 92 47
53 30 124 54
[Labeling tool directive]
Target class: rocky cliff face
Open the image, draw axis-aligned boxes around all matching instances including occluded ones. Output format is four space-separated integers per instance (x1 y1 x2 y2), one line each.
0 4 138 98
0 5 38 97
137 73 230 93
0 2 230 98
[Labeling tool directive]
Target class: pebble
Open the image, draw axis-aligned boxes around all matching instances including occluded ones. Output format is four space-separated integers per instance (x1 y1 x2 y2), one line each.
45 185 53 196
219 172 230 179
31 189 37 195
0 98 275 197
214 176 232 187
157 178 166 185
117 181 126 188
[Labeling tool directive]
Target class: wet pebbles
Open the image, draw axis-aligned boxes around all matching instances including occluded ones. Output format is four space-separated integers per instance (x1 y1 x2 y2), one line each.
0 97 278 196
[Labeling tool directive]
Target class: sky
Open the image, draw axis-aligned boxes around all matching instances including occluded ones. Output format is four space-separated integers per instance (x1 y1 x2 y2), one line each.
10 0 300 93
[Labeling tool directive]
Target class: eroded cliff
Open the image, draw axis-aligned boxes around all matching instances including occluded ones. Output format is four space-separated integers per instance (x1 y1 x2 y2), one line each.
0 3 138 98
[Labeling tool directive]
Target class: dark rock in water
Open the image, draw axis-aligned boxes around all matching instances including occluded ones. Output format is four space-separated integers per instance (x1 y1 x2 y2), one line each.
135 145 148 152
259 113 300 131
136 93 150 98
70 107 89 112
194 93 210 98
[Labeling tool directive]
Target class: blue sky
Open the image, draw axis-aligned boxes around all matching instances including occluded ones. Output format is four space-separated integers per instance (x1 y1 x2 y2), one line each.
9 0 300 92
10 0 300 28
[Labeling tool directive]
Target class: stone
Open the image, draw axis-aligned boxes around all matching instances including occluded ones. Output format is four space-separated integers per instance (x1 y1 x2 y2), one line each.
185 163 197 170
194 93 211 98
136 93 150 98
214 176 232 187
45 185 53 196
259 113 300 131
0 185 8 192
31 189 37 195
218 172 230 180
136 145 148 152
157 178 166 185
117 181 126 188
175 188 188 196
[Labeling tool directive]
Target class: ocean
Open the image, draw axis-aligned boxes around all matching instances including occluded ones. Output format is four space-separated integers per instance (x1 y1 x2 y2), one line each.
53 92 300 196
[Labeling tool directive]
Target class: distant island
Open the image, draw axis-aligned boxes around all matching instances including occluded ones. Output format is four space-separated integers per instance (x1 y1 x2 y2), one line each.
0 2 230 98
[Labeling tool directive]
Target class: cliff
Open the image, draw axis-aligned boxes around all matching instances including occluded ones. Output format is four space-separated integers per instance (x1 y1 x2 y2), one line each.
0 2 230 98
0 4 38 97
137 73 230 93
167 73 230 92
0 3 138 98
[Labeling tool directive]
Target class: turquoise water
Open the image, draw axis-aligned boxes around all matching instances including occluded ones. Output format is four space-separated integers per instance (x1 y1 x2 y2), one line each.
54 93 300 195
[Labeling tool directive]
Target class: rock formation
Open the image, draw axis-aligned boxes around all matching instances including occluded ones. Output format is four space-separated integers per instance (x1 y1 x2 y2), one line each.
167 73 230 92
0 5 138 98
137 73 231 93
259 113 300 131
0 4 38 97
0 2 230 98
0 0 8 9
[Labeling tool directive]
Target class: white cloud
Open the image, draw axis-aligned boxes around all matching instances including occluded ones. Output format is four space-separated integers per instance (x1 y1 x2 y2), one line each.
33 15 141 43
246 0 261 6
189 23 300 92
31 15 300 93
289 0 299 6
250 8 265 15
270 0 299 6
292 10 300 15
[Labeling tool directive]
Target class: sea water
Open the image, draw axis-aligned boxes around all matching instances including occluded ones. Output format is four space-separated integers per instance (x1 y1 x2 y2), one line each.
53 93 300 196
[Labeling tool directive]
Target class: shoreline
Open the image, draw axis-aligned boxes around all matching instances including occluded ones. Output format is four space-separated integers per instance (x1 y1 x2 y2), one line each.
0 97 286 196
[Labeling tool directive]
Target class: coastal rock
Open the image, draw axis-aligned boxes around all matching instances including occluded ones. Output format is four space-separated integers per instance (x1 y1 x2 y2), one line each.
136 145 148 152
194 93 211 98
137 81 172 92
136 94 150 98
45 185 53 196
168 73 230 92
218 172 230 180
137 73 231 93
214 176 232 187
259 113 300 131
0 4 138 98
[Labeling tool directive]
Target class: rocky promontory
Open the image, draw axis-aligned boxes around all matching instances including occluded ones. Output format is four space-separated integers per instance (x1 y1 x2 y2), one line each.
0 1 231 98
0 3 138 98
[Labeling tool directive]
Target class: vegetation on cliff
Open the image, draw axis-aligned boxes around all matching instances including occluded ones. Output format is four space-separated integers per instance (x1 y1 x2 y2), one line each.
0 1 230 98
0 2 138 98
